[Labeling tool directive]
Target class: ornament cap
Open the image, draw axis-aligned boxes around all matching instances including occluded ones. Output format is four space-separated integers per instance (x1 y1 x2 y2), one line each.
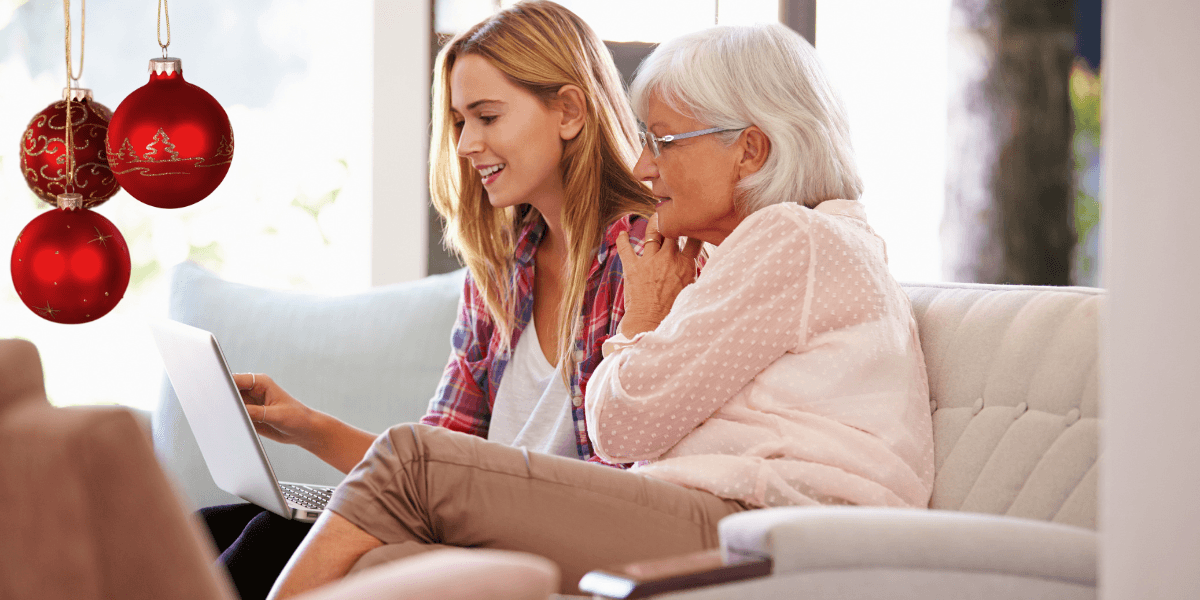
149 57 183 77
62 87 94 102
56 193 84 211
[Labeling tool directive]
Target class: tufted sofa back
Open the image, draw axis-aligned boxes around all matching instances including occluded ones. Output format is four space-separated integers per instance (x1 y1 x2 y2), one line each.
902 283 1102 530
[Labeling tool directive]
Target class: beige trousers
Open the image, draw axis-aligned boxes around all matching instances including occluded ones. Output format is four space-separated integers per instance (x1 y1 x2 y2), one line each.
328 424 750 594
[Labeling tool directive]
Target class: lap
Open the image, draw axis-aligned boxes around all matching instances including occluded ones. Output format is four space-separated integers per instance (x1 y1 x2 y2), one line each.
199 503 269 552
200 503 313 550
329 424 748 592
199 503 315 600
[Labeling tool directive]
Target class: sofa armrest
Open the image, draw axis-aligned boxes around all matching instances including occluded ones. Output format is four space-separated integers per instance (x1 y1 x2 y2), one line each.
719 506 1096 586
582 507 1096 600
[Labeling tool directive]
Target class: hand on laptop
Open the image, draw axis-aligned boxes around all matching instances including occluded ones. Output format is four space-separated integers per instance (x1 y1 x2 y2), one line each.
232 373 317 447
230 372 379 474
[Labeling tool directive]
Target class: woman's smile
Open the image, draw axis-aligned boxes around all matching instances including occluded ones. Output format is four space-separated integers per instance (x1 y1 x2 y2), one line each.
478 163 506 186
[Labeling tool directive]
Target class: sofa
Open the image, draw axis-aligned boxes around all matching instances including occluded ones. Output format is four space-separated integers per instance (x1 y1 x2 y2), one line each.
152 262 1101 598
584 282 1102 599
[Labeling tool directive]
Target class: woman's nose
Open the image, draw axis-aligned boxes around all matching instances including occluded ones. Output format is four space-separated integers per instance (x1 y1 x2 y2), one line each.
632 145 657 181
456 125 483 157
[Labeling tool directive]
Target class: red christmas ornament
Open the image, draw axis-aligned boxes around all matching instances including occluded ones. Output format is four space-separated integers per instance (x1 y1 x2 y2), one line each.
19 88 120 209
10 194 131 324
106 57 233 209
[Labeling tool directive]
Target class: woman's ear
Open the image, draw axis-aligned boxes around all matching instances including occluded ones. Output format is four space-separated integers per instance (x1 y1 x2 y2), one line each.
737 125 771 178
555 84 587 141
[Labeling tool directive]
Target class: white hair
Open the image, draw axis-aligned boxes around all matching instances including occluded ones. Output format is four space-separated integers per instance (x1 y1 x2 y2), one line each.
630 23 863 213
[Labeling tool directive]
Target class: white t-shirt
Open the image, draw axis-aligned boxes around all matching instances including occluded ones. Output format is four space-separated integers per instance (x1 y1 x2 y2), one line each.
487 319 579 458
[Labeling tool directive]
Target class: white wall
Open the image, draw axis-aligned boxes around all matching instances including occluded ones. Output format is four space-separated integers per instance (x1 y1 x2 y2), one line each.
1101 0 1200 597
372 0 430 285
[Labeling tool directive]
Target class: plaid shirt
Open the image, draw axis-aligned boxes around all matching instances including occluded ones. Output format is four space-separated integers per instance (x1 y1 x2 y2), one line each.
421 214 648 464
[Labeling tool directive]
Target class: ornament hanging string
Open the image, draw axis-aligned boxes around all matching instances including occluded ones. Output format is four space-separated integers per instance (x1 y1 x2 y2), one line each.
61 0 85 191
158 0 170 58
67 0 84 82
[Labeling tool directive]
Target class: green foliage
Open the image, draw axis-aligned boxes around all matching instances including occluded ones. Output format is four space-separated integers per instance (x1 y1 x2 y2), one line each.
292 188 341 221
289 158 348 246
1075 189 1100 238
128 259 161 291
1070 61 1102 287
123 219 160 292
188 241 224 271
1070 62 1101 243
1071 64 1102 148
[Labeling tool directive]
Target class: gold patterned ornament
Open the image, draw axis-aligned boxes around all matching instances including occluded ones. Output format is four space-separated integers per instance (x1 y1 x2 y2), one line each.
104 0 233 208
19 88 120 208
18 0 119 208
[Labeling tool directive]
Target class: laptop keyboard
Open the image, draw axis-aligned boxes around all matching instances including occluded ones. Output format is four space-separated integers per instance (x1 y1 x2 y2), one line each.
280 483 334 510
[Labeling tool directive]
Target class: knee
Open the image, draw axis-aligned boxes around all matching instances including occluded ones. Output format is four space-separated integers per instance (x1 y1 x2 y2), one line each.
381 423 461 466
383 423 420 452
380 423 435 465
246 510 312 542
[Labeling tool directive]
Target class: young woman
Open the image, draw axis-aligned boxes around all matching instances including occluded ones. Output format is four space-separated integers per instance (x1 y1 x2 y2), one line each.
200 3 655 598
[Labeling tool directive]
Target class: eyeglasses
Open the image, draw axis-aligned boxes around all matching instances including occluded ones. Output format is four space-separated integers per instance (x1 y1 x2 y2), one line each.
637 126 746 157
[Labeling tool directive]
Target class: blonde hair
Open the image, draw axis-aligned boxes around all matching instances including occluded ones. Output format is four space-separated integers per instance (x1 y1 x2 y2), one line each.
430 1 655 385
630 24 862 212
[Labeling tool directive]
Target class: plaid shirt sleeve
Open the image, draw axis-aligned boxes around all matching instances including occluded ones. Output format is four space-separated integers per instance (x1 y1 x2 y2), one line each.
420 270 495 438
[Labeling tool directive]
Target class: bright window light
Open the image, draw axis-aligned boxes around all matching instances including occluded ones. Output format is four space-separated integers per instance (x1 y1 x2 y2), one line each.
437 0 778 40
0 0 372 410
817 0 951 282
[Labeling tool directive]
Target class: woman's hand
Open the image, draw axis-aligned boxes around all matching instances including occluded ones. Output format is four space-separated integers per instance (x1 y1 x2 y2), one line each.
615 214 704 337
232 373 319 447
232 373 377 473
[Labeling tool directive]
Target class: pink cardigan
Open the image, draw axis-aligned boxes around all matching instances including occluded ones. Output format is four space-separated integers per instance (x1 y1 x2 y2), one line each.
585 200 934 508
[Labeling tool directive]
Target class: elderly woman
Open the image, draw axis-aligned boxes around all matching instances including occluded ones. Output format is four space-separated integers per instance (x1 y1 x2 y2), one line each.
591 22 934 509
269 23 932 599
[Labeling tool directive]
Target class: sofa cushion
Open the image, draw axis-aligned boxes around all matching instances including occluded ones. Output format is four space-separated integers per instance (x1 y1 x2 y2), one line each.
153 261 466 509
902 283 1102 529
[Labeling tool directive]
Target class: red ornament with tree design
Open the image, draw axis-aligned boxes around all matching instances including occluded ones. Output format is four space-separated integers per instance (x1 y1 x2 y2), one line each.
106 57 233 209
20 88 120 209
10 194 131 324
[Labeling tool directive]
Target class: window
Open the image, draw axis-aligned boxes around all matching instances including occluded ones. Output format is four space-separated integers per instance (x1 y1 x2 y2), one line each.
435 0 779 39
0 0 372 410
817 0 951 282
432 0 950 283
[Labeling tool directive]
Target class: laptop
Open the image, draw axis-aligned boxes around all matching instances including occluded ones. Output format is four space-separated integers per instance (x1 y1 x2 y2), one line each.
150 318 334 522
